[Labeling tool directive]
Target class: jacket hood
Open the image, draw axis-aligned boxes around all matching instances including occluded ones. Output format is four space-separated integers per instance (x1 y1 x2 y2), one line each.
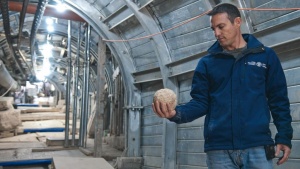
207 34 264 54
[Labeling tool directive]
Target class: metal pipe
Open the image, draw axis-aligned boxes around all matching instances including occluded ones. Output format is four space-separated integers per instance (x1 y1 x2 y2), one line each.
23 128 65 133
83 24 91 147
0 159 52 167
64 20 72 148
79 26 88 147
72 22 81 146
78 84 85 146
0 60 20 91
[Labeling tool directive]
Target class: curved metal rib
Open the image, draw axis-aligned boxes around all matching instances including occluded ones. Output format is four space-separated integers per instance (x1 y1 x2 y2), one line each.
0 0 26 78
30 0 48 68
16 0 35 75
18 0 29 49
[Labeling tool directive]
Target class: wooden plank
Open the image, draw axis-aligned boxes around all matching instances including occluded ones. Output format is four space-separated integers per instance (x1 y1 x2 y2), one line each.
178 117 205 128
288 86 300 104
93 0 111 14
164 16 210 39
287 140 300 158
153 0 203 20
168 28 214 51
135 52 158 71
177 71 194 82
21 108 60 113
141 146 162 156
178 127 204 140
141 135 162 146
20 113 67 121
32 146 77 152
142 106 157 117
142 94 156 107
290 103 300 121
128 31 151 48
98 0 125 18
171 41 212 62
142 166 160 169
255 17 300 47
282 56 300 70
273 159 300 169
179 77 192 93
179 165 208 169
134 69 162 84
141 125 163 136
270 122 300 140
276 40 300 64
52 157 113 169
177 152 206 166
132 41 155 58
105 6 133 30
46 138 79 146
141 85 163 98
248 0 300 26
169 58 198 77
143 156 162 168
0 129 16 138
243 0 272 8
94 37 106 157
79 147 93 156
285 67 300 87
141 81 163 93
116 14 143 33
177 140 204 153
0 142 46 150
178 90 192 104
142 115 163 126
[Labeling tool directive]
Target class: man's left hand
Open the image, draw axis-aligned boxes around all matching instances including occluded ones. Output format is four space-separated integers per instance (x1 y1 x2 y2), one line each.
275 144 291 165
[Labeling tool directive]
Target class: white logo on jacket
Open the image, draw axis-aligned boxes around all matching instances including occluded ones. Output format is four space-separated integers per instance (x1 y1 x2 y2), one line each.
247 61 267 69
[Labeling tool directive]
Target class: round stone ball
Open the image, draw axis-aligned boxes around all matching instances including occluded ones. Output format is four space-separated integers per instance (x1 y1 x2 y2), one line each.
153 88 177 110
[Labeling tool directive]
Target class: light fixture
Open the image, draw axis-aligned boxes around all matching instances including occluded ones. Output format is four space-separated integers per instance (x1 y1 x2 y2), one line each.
47 25 54 32
56 1 67 13
46 18 53 25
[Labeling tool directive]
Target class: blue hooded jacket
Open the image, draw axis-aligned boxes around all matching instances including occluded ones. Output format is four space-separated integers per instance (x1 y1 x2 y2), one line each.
169 34 293 151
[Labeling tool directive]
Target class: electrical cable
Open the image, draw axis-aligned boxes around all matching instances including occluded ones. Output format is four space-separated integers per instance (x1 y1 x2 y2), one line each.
103 7 300 42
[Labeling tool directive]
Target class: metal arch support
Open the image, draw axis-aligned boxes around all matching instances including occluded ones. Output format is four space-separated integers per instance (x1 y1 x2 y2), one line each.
30 0 48 66
65 0 141 155
47 78 64 93
65 0 137 101
72 22 82 146
0 0 26 78
124 1 178 167
64 20 72 148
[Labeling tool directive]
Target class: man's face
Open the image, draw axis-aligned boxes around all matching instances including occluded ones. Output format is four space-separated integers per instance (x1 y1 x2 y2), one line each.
210 12 241 50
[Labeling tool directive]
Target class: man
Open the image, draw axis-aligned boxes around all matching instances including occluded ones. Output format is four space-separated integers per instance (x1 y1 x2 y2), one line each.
152 3 293 169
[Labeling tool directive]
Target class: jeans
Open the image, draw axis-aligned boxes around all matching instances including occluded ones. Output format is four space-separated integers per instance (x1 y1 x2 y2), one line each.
206 146 273 169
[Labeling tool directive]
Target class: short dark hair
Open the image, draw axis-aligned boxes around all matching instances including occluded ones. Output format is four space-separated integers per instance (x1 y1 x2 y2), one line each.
207 3 241 23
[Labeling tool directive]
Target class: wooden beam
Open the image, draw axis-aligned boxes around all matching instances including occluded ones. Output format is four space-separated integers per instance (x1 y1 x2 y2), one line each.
94 37 106 157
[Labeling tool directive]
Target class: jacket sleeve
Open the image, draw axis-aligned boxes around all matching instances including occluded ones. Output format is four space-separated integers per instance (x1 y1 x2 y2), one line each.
266 48 293 148
169 58 209 124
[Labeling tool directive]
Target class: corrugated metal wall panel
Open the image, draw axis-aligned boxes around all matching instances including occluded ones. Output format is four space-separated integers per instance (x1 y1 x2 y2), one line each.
116 16 159 71
141 81 164 169
246 0 300 26
273 40 300 168
130 0 300 168
151 0 213 61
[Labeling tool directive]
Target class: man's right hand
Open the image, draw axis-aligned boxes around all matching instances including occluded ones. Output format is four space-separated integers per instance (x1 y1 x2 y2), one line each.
152 100 176 118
